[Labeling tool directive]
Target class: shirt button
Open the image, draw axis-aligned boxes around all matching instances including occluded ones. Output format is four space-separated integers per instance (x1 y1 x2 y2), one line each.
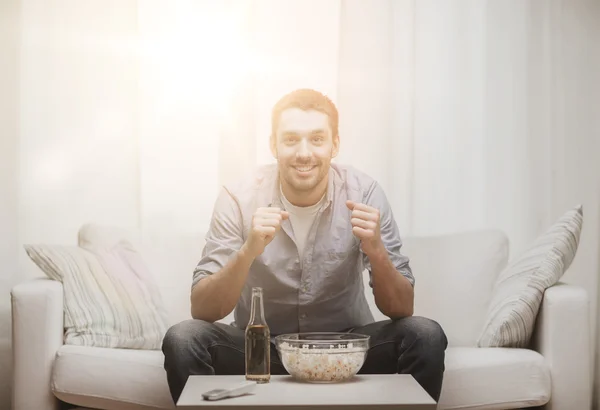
300 313 307 320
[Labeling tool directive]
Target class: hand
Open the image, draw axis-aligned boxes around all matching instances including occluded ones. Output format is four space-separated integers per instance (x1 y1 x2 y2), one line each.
346 200 385 257
243 207 289 258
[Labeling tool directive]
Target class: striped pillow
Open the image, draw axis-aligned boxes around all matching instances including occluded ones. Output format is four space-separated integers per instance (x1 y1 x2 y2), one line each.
24 240 169 350
477 205 583 348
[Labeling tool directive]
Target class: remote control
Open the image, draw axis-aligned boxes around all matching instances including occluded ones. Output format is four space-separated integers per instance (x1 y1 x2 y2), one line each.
201 381 257 401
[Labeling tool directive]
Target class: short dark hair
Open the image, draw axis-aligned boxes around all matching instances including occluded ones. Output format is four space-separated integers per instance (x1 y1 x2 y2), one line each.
271 88 339 139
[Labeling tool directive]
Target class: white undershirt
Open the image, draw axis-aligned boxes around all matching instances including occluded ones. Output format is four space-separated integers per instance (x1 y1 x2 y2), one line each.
280 186 326 260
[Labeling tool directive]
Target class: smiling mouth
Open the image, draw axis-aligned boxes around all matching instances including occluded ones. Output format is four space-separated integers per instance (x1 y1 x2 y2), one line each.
293 165 317 172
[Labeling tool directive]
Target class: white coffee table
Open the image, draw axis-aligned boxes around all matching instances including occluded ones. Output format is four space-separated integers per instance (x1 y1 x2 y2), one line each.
177 374 436 409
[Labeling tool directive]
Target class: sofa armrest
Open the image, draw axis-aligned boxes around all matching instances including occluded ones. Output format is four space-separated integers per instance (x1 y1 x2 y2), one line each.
532 282 591 410
11 278 64 410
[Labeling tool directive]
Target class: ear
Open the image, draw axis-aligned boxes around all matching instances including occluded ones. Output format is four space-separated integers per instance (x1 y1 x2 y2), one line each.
332 133 340 158
270 134 277 158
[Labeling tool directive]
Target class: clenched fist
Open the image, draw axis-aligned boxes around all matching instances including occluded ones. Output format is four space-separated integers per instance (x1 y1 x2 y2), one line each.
346 200 385 257
243 207 289 258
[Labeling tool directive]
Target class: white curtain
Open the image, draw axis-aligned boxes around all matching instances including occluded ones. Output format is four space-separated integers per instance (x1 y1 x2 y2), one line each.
135 0 600 399
136 0 599 274
7 0 599 408
134 0 600 246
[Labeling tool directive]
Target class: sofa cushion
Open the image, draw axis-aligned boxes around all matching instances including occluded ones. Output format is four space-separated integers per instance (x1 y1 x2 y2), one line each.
52 345 173 410
52 344 550 410
440 347 551 410
478 205 583 348
76 223 201 327
24 237 169 350
398 230 509 347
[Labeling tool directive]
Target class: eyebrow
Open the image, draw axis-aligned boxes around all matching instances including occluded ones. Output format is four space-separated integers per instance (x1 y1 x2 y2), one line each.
281 131 299 137
280 129 328 139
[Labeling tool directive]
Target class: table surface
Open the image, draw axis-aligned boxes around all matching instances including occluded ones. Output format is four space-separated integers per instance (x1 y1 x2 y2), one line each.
177 374 437 410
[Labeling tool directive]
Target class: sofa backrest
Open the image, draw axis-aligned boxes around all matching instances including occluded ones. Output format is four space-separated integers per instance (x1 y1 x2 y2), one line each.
400 230 509 346
80 224 509 348
149 229 509 347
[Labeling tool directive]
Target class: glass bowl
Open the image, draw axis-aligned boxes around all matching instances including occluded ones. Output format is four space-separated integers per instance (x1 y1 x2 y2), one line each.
274 332 370 383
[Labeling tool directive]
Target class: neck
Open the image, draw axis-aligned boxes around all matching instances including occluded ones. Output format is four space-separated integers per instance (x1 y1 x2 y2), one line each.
281 175 328 207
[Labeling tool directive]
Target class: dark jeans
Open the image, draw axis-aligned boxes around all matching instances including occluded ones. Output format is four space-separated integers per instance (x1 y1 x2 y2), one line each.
162 316 448 405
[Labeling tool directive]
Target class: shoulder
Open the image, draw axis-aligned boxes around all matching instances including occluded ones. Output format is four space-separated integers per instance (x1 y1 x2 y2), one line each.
222 164 275 195
220 164 277 212
332 163 392 211
332 163 379 197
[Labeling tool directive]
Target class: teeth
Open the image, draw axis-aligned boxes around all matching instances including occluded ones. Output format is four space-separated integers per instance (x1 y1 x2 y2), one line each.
295 166 314 172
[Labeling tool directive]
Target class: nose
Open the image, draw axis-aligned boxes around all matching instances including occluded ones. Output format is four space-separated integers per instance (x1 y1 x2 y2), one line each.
296 138 312 159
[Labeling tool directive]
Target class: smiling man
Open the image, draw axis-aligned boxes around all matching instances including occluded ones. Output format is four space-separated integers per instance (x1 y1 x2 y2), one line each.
162 89 447 404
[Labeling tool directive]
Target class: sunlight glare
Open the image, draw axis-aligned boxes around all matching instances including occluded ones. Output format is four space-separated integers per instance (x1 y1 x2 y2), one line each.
140 3 252 120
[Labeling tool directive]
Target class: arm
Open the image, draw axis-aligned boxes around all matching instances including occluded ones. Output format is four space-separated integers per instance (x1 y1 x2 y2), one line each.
531 282 591 410
191 188 288 322
11 278 63 410
191 245 255 322
191 189 245 322
347 181 415 319
365 246 414 318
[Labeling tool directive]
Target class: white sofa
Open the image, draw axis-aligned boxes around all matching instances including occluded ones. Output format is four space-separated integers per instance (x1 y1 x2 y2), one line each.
11 228 592 410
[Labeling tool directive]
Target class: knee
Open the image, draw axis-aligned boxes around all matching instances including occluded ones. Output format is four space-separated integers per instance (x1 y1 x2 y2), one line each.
393 316 448 352
162 319 215 357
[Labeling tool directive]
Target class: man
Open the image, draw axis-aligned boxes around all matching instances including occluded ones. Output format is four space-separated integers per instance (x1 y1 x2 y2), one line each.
162 88 447 404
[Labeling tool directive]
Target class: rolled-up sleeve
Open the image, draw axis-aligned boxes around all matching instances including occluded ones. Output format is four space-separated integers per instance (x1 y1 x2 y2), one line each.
362 181 414 287
192 187 245 289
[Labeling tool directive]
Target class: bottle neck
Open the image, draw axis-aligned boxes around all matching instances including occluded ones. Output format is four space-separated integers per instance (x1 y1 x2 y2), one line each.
248 288 266 326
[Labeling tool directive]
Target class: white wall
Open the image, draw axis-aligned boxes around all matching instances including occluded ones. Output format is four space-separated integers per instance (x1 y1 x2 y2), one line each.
0 0 20 407
18 0 139 253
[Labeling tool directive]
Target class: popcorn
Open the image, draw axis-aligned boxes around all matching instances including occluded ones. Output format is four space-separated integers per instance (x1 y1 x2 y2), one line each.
278 342 366 382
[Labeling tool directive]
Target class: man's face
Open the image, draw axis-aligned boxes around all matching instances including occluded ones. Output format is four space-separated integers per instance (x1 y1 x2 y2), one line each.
271 108 339 195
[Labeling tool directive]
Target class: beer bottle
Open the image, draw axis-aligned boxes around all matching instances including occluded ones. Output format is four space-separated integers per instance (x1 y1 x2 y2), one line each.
245 287 270 383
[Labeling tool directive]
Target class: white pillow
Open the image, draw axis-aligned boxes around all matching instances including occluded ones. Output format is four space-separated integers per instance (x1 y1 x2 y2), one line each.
477 205 583 348
24 237 169 350
78 223 204 325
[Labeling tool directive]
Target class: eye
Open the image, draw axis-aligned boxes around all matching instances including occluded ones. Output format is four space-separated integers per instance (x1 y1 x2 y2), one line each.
311 135 324 143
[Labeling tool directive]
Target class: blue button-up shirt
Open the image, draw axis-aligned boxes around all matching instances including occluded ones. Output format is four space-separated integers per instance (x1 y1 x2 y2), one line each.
192 163 414 336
